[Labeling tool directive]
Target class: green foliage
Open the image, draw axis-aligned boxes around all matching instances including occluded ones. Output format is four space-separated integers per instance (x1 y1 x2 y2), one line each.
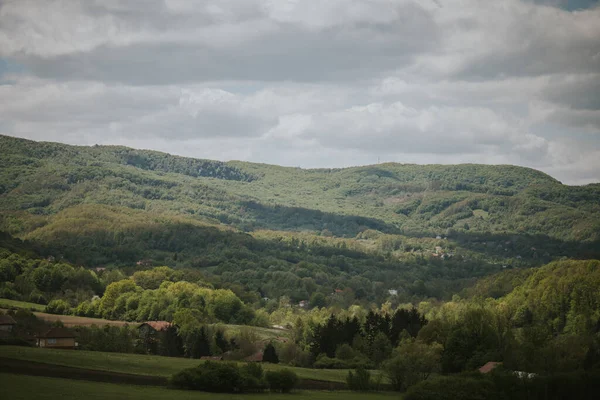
169 361 246 393
265 369 299 393
405 370 600 400
263 342 279 364
383 338 442 391
346 367 374 391
44 299 71 315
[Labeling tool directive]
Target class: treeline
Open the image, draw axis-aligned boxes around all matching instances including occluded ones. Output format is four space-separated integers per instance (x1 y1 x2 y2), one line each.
0 222 507 305
307 308 427 369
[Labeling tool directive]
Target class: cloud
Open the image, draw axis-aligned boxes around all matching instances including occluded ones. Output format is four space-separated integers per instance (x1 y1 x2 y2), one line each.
0 0 599 184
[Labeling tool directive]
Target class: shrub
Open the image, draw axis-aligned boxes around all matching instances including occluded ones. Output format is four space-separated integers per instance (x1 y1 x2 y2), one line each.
265 369 299 393
170 361 243 393
314 354 373 369
240 362 267 392
44 299 71 315
346 367 373 391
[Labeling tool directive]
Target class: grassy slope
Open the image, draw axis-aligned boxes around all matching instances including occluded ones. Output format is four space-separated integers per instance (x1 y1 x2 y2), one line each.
0 374 397 400
0 346 364 383
0 298 45 312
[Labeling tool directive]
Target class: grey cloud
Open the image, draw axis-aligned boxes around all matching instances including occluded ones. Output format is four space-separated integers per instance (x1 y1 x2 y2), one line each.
0 0 599 184
541 74 600 110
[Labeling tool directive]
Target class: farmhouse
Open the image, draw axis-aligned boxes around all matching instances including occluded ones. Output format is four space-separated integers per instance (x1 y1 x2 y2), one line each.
138 321 172 334
36 327 77 349
0 314 17 332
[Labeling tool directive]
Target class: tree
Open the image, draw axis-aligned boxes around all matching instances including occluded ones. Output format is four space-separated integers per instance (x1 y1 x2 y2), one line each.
214 329 229 354
158 325 184 357
263 342 279 364
369 332 393 366
309 292 327 309
383 338 442 391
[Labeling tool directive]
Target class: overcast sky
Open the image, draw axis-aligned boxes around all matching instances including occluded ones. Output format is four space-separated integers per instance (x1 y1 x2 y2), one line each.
1 0 599 184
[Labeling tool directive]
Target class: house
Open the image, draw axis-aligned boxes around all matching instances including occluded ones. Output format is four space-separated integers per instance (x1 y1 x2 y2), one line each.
478 361 502 374
298 300 308 308
138 321 172 333
0 315 17 332
36 327 77 349
388 289 398 296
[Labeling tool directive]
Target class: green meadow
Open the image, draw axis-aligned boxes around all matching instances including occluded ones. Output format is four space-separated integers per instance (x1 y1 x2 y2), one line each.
0 373 399 400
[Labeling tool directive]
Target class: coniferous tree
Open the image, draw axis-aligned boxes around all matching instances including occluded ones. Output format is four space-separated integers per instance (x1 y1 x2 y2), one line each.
263 342 279 364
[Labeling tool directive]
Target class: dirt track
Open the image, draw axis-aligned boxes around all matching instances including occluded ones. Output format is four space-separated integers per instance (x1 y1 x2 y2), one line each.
0 357 348 390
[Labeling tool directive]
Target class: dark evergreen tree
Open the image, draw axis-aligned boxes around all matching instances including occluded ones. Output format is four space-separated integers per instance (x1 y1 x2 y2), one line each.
215 329 229 354
190 326 211 358
263 342 279 364
158 325 184 357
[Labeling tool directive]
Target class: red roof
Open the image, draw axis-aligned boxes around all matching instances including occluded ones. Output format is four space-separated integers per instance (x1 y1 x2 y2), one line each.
139 321 172 331
0 315 17 325
37 327 76 339
479 361 502 373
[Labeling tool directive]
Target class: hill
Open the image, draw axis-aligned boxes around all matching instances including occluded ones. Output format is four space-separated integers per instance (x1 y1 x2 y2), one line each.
0 134 599 304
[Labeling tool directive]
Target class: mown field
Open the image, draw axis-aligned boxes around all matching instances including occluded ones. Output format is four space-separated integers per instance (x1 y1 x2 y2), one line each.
0 346 377 383
0 298 45 312
0 373 398 400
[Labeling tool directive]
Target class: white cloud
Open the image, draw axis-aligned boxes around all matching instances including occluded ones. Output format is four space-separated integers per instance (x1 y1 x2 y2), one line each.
0 0 599 184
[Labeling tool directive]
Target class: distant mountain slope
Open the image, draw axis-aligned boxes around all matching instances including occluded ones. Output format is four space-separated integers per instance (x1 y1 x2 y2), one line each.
1 134 598 242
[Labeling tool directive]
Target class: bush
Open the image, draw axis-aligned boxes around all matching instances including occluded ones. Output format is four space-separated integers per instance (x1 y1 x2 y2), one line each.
170 361 243 393
44 299 71 315
314 353 373 369
347 367 373 391
240 363 267 392
265 369 299 393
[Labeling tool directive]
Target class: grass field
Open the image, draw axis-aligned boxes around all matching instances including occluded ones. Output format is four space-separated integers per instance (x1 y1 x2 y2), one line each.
0 346 381 383
0 373 398 400
0 298 45 312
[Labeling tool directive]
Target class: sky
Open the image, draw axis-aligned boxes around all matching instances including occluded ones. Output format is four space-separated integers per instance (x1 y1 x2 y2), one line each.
1 0 599 185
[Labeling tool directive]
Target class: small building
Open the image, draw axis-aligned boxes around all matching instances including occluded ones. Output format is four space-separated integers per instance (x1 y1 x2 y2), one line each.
478 361 502 374
0 315 17 332
36 327 77 349
138 321 172 334
298 300 308 308
388 289 398 296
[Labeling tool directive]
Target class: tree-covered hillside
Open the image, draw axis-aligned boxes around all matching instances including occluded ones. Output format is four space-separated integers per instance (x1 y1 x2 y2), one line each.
1 134 599 241
0 134 599 304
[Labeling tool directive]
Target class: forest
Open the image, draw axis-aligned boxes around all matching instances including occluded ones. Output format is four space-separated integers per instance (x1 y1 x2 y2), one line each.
1 135 600 397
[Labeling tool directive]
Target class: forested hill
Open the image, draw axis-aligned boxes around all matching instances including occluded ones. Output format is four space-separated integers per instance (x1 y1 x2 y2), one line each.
1 134 600 304
1 134 598 242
